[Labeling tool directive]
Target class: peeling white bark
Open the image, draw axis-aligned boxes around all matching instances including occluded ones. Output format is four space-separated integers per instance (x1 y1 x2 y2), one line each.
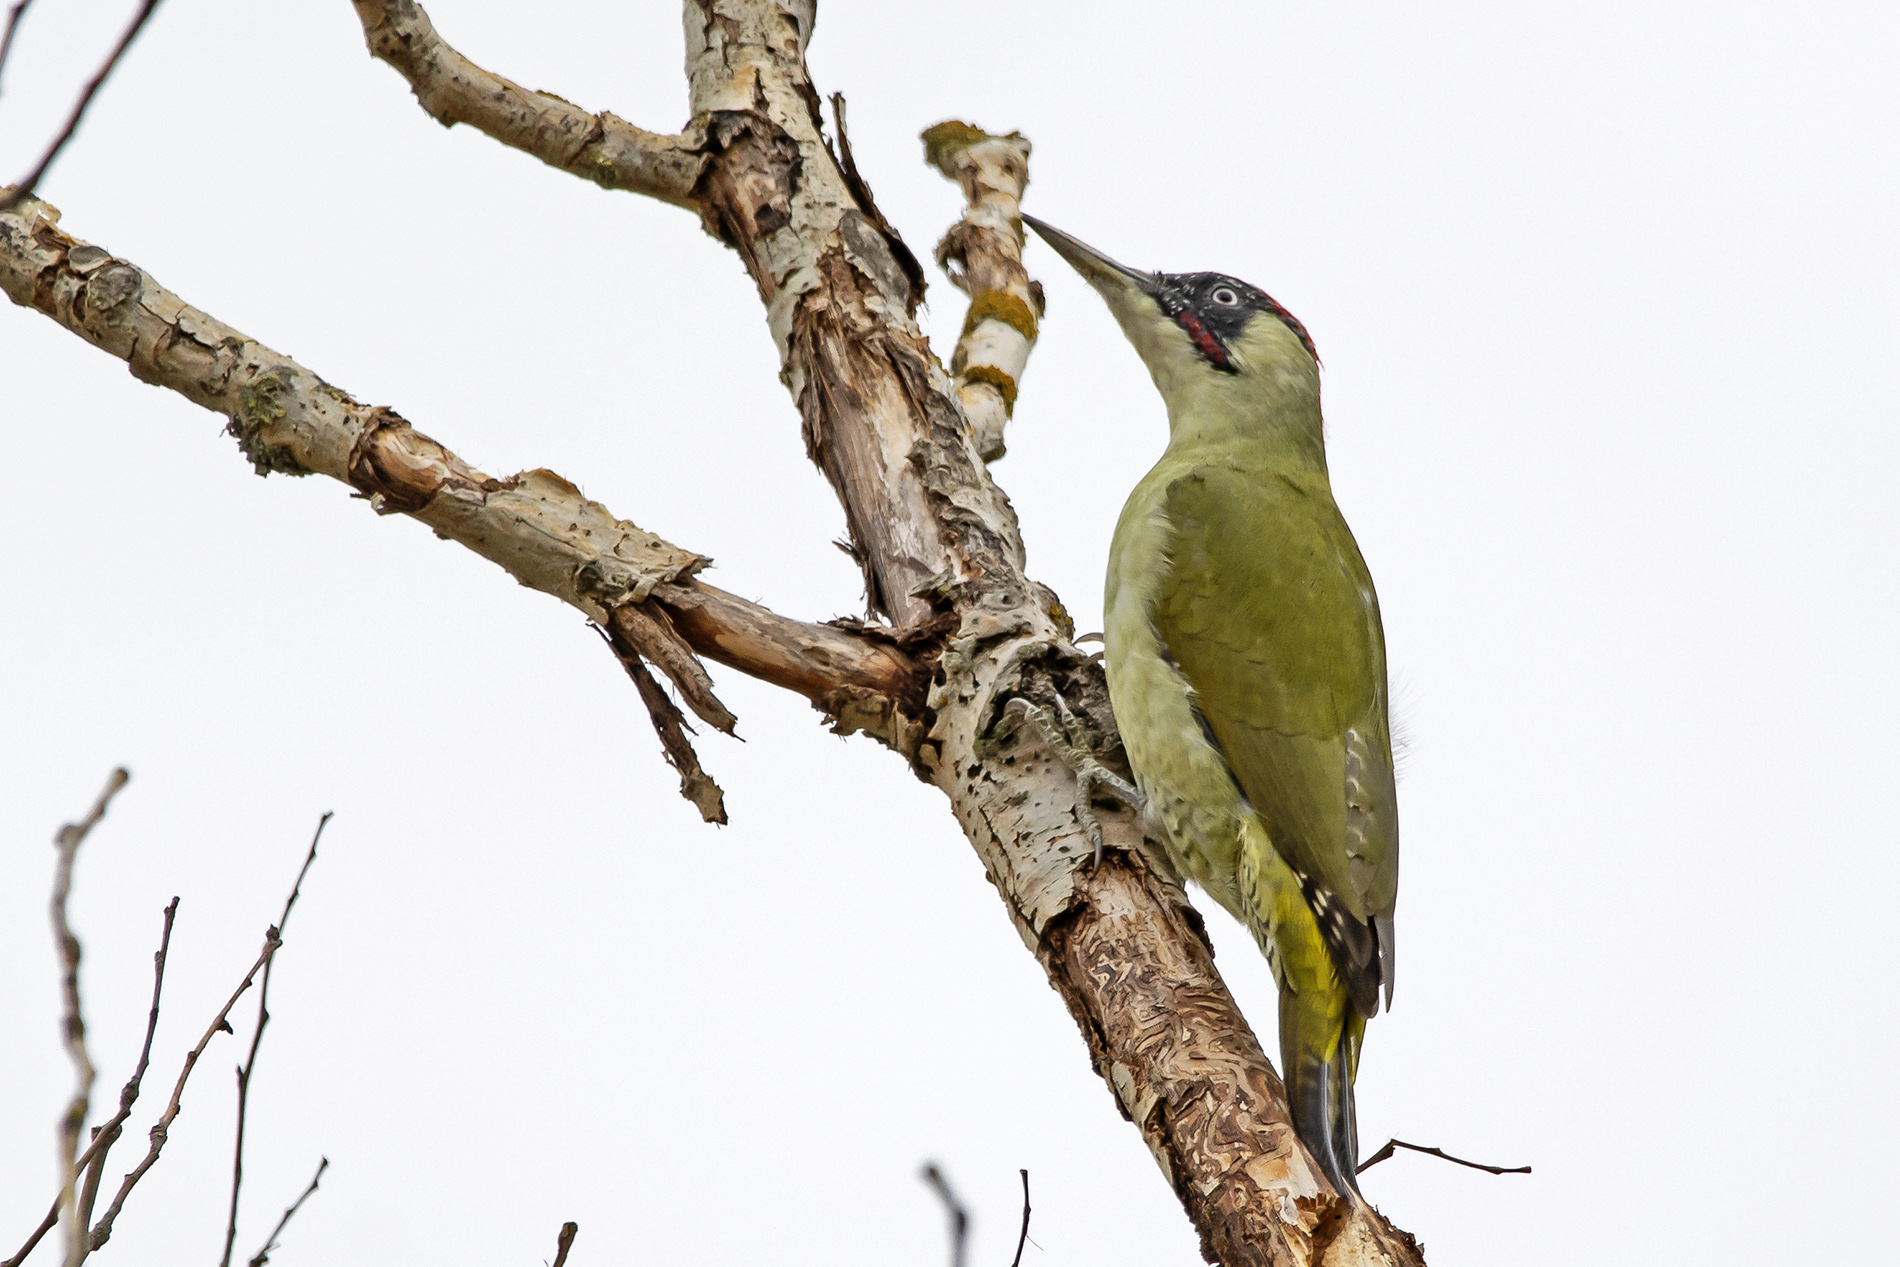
0 196 915 799
1 4 1432 1263
924 122 1041 463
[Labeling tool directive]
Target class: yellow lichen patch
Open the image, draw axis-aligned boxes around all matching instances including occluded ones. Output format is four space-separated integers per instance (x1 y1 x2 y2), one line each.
961 289 1039 343
921 119 993 175
962 364 1018 412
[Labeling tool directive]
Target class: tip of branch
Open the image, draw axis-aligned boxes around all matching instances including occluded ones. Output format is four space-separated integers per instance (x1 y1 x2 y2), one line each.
921 120 1024 177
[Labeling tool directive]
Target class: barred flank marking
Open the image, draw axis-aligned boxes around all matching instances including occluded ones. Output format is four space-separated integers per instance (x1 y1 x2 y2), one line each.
961 289 1040 342
962 364 1019 411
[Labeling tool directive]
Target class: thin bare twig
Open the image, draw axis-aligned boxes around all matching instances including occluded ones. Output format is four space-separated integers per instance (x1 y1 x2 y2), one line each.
220 814 330 1267
77 897 178 1230
1009 1170 1031 1267
1356 1138 1532 1177
244 1157 327 1267
0 0 33 96
549 1221 578 1267
0 0 163 212
84 936 278 1251
6 899 178 1267
49 769 128 1267
920 1164 968 1267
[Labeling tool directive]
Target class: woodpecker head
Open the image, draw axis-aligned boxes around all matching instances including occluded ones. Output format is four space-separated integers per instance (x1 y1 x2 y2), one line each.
1024 215 1319 415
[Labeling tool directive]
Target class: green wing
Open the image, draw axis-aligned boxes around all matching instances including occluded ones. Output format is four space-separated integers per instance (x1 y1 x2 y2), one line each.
1155 466 1399 1002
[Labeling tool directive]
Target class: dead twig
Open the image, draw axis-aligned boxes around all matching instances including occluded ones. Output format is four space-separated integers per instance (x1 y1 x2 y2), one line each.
49 769 128 1267
1009 1169 1031 1267
549 1221 578 1267
0 0 163 212
6 897 176 1267
244 1157 327 1267
595 622 728 825
0 0 33 96
219 814 330 1267
83 934 279 1251
1356 1138 1531 1177
920 1164 968 1267
76 898 178 1234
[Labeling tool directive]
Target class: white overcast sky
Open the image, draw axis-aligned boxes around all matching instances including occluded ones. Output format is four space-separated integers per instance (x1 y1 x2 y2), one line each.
3 2 1895 1264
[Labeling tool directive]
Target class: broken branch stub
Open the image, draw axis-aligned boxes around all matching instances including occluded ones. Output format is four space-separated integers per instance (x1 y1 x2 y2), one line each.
2 2 1434 1260
923 120 1041 463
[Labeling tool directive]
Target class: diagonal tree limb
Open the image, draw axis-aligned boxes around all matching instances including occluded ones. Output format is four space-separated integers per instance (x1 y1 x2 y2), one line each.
0 196 922 808
354 0 959 627
3 2 1431 1260
350 0 706 207
546 6 1421 1262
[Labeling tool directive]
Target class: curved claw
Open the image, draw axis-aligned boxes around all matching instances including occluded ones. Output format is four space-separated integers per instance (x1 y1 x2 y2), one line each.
1005 697 1147 867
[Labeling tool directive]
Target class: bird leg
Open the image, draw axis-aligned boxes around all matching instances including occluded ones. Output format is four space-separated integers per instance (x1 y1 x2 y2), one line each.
1004 696 1146 866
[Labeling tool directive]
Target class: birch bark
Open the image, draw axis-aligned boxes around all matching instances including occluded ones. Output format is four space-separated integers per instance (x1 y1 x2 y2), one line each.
0 4 1430 1263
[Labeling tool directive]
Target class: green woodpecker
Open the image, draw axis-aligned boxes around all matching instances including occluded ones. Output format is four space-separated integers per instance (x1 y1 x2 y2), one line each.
1025 215 1398 1197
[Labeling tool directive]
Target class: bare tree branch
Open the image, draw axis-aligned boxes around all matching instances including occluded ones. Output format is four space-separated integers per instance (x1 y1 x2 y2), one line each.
75 897 178 1241
84 933 278 1251
220 816 329 1267
8 897 176 1267
47 769 127 1267
920 1164 967 1267
2 3 1435 1261
549 1221 578 1267
244 1157 327 1267
0 0 34 96
1357 1139 1532 1177
1009 1169 1031 1267
0 0 163 213
0 195 921 811
350 0 705 208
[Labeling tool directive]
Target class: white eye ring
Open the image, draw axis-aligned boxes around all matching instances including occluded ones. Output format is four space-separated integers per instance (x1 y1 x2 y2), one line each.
1212 287 1239 306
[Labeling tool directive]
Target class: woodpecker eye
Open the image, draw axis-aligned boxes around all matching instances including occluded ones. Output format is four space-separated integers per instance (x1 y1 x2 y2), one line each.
1211 286 1240 306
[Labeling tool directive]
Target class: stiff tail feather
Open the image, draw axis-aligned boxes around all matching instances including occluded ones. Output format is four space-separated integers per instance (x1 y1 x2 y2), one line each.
1281 992 1366 1198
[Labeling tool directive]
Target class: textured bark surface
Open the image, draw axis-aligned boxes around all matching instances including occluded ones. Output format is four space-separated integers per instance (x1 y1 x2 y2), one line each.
2 4 1429 1262
0 197 918 798
924 121 1041 463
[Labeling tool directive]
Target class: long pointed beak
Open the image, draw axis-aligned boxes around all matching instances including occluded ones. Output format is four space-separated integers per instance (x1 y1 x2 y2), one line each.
1022 215 1159 301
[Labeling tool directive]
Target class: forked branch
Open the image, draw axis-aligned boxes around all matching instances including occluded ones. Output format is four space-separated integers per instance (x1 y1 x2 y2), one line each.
2 3 1433 1262
0 196 921 819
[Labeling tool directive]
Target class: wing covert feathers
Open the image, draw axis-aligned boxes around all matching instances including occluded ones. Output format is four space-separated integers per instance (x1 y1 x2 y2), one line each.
1153 467 1399 1012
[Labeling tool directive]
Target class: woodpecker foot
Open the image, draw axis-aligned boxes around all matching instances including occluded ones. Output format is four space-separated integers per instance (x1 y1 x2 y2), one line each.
1005 696 1146 866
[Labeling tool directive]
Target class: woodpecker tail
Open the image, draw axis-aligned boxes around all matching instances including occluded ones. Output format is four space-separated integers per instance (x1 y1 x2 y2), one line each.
1280 991 1366 1198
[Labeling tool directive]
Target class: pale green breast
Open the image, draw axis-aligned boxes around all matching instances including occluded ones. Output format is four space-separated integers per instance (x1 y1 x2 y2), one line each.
1103 467 1253 919
1114 453 1398 926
